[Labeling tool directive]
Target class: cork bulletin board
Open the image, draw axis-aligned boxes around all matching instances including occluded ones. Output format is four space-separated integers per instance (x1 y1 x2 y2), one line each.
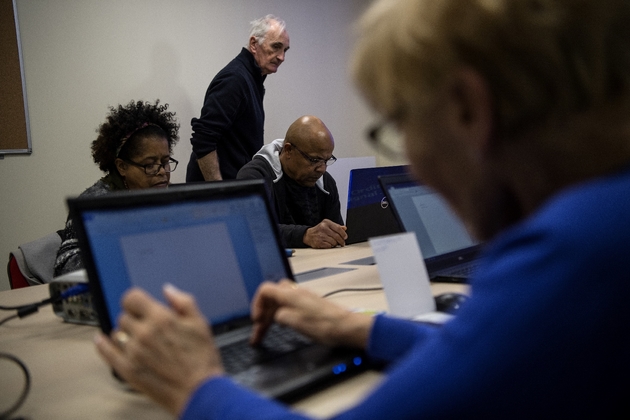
0 0 31 155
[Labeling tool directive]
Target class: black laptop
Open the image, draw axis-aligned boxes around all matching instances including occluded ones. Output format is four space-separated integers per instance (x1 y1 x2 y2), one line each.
68 179 368 401
345 165 409 245
378 174 483 283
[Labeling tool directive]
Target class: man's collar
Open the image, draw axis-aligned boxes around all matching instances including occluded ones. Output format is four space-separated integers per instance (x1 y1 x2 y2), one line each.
241 47 267 81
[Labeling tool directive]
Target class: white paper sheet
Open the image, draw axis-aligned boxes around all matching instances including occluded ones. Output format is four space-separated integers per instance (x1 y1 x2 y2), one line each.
369 232 436 318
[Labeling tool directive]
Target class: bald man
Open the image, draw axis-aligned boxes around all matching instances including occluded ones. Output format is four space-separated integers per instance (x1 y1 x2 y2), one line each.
237 115 347 248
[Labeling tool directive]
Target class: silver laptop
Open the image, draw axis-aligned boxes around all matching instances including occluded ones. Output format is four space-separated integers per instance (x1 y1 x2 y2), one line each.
379 174 483 283
67 179 368 401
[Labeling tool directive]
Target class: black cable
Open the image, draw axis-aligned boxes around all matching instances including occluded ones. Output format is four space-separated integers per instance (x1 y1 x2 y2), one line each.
0 284 90 327
0 285 89 418
0 283 89 311
0 296 58 311
0 352 31 420
0 285 90 417
322 286 384 298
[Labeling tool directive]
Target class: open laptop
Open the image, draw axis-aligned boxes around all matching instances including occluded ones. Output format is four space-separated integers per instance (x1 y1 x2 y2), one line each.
325 156 376 223
345 165 409 245
67 179 368 401
379 173 483 283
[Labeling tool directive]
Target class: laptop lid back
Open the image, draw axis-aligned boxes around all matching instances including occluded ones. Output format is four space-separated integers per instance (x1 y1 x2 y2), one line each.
378 173 482 276
345 165 409 244
325 156 376 223
68 179 293 335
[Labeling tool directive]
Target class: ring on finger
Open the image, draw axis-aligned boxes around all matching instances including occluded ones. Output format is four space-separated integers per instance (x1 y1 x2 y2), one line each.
114 331 130 348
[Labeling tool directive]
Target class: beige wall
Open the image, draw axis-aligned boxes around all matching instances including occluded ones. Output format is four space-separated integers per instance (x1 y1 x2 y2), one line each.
0 0 395 291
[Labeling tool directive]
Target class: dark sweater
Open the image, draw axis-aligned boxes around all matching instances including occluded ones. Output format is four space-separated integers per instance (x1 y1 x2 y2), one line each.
54 173 125 276
237 147 343 248
187 48 266 181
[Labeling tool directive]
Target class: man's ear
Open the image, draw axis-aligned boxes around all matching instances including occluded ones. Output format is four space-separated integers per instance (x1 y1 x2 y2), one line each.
248 36 258 53
447 67 495 157
114 158 128 177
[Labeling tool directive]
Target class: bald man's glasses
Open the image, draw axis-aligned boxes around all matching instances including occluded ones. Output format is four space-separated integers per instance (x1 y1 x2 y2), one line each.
291 144 337 167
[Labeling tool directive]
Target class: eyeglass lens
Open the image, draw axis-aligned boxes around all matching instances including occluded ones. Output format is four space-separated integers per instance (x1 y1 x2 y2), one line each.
145 159 178 175
293 144 336 166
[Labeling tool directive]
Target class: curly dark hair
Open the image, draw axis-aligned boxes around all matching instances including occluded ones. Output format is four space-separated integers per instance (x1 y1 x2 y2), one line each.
91 99 180 173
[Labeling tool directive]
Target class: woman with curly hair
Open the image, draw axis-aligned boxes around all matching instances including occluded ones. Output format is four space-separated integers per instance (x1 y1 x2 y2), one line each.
54 99 180 276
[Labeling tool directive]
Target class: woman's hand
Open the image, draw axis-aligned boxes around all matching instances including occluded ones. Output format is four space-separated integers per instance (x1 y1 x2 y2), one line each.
94 284 223 416
250 280 374 349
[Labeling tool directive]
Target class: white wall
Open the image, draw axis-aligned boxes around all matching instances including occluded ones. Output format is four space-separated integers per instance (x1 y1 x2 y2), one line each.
0 0 397 291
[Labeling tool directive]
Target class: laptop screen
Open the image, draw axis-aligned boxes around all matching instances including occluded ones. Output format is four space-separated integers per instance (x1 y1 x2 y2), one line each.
70 181 291 332
379 175 478 259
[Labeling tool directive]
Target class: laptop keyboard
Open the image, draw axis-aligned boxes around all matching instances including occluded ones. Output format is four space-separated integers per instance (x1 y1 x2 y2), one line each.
448 263 480 277
220 324 313 374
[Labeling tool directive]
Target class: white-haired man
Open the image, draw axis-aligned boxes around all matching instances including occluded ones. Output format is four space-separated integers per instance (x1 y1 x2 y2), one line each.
187 15 290 182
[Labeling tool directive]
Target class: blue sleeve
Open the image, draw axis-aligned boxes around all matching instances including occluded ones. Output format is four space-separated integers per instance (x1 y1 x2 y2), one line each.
367 314 434 362
181 377 310 420
335 191 630 418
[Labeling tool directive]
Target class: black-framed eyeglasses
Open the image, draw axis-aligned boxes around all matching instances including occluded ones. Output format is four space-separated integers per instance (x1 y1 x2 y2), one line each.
123 157 178 175
290 144 337 167
365 121 405 160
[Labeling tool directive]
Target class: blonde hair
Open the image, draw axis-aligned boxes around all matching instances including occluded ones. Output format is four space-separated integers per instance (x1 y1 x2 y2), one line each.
352 0 630 137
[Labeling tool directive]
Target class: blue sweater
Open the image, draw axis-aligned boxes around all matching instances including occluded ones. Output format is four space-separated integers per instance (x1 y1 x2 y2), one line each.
182 166 630 419
187 48 266 181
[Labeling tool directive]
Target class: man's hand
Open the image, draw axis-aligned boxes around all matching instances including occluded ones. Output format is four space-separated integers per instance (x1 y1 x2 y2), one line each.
303 219 348 248
94 284 223 416
250 280 374 349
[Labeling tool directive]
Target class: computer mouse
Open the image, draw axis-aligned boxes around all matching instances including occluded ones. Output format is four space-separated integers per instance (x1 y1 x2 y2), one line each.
434 293 468 314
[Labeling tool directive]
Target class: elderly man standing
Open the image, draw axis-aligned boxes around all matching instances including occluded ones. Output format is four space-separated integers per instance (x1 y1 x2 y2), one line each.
237 115 347 249
186 15 290 182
